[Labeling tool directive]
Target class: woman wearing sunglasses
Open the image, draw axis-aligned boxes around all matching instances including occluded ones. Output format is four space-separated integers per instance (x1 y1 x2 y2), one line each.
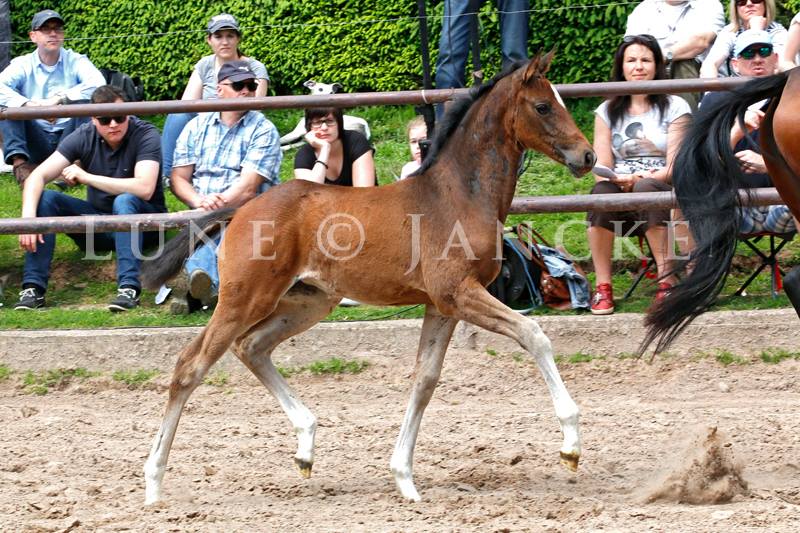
293 107 376 187
700 0 786 78
586 34 691 315
160 13 269 181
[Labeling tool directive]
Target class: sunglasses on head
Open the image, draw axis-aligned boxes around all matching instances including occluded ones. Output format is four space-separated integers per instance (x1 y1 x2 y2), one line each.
739 45 773 59
622 33 657 45
221 80 258 92
735 0 764 7
95 115 127 126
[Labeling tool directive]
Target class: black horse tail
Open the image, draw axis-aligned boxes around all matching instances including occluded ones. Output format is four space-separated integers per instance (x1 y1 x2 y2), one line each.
641 72 790 355
140 208 237 290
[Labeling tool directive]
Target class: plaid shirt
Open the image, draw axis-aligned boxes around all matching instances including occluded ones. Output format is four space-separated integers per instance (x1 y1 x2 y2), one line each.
173 110 282 196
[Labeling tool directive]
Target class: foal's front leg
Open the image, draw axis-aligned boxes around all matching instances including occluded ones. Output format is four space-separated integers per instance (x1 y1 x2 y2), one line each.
447 280 581 470
390 305 458 501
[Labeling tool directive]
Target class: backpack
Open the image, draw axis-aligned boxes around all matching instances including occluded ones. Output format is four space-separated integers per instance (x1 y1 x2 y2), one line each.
100 68 145 102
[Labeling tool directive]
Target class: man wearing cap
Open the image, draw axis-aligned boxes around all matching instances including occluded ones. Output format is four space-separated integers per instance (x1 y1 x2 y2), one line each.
0 10 106 185
169 60 282 314
700 29 795 235
14 84 167 312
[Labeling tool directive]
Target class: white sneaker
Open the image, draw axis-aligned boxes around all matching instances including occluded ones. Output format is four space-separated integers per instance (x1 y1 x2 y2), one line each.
0 149 12 173
339 297 361 307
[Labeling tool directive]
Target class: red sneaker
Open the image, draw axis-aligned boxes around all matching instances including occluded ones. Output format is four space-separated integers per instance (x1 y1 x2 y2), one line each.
654 281 673 303
590 283 614 315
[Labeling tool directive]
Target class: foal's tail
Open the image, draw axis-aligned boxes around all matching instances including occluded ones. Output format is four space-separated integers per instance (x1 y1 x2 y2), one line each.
140 208 237 290
641 72 790 355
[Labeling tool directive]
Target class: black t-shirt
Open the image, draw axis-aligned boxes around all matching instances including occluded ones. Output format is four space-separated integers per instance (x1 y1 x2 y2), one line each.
699 91 771 189
294 129 374 187
57 116 167 213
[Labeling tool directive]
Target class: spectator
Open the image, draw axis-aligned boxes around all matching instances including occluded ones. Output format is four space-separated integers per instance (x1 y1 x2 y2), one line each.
625 0 725 110
169 60 281 314
293 107 376 187
14 85 166 312
161 13 268 182
0 10 105 185
0 0 10 173
782 13 800 69
700 0 786 78
586 34 691 316
399 116 427 180
435 0 529 113
702 30 797 234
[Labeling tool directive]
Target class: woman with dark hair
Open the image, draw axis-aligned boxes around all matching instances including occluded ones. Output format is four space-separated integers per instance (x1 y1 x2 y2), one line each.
587 34 691 315
161 13 269 180
293 107 376 187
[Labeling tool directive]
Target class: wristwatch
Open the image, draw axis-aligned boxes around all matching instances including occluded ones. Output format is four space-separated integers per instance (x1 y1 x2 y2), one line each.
665 50 674 77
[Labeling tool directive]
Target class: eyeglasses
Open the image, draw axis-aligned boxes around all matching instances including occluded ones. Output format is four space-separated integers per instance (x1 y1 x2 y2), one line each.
95 115 128 126
735 0 764 7
220 80 258 92
36 25 64 35
310 118 337 129
739 45 773 59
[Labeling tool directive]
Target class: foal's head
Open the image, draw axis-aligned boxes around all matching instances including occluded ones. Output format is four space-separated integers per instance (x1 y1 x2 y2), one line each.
509 52 595 177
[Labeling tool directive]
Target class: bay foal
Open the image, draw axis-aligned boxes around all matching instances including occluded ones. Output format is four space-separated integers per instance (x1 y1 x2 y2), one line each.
142 52 595 504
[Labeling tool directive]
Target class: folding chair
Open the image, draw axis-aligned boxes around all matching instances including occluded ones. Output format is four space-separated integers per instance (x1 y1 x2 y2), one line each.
622 236 657 299
735 231 797 298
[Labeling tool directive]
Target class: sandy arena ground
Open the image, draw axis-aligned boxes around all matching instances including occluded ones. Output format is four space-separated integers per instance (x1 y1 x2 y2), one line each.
1 344 799 532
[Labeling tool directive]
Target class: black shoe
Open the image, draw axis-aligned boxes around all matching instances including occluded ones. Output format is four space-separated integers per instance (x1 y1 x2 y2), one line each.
14 286 45 310
108 287 140 312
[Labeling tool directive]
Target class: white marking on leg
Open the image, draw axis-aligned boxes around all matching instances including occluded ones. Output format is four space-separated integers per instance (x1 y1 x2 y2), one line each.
390 310 457 501
520 319 581 461
144 388 191 505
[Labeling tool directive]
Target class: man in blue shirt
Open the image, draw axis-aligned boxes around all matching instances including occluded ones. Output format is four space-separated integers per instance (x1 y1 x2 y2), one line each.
169 61 282 313
15 85 166 312
0 9 105 185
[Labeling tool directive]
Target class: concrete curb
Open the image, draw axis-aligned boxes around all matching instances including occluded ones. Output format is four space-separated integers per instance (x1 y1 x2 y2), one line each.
1 308 799 373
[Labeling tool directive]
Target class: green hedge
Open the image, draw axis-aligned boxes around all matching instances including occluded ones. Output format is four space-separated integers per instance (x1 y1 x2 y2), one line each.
11 1 797 101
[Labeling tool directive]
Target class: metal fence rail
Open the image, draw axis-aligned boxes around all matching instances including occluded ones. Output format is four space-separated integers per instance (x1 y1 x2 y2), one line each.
0 188 783 235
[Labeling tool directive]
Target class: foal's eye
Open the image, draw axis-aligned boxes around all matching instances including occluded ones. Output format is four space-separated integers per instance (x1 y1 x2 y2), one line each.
535 103 551 116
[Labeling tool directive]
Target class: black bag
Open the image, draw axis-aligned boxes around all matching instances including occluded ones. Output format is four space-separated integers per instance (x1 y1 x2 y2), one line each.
100 68 145 102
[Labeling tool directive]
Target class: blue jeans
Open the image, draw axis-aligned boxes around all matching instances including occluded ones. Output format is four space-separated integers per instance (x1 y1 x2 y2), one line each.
160 112 197 179
435 0 529 92
0 116 89 165
24 190 164 291
184 229 223 297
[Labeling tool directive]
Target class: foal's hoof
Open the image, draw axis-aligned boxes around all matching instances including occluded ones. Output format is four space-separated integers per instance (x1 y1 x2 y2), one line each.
294 458 313 479
560 451 580 472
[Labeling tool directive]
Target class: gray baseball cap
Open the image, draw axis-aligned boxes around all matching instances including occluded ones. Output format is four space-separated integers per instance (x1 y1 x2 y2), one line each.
217 60 257 83
31 9 64 31
207 13 240 34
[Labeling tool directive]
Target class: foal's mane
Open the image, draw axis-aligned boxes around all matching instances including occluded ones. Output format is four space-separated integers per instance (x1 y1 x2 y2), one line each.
415 59 529 175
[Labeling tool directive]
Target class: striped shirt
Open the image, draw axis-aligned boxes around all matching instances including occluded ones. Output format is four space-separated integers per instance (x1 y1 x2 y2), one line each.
173 110 282 196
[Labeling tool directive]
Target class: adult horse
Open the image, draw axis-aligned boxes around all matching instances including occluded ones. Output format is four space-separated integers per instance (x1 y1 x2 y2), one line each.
643 68 800 354
140 52 596 504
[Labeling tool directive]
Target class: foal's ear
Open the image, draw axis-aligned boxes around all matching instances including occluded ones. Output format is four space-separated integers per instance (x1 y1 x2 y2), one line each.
522 48 557 83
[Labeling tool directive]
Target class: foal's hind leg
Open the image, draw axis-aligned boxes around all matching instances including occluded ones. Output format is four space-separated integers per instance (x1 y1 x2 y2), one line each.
232 283 339 479
390 305 458 501
442 280 581 470
144 314 248 504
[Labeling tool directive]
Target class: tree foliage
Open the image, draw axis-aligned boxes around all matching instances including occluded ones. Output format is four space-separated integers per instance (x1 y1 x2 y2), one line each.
11 1 794 101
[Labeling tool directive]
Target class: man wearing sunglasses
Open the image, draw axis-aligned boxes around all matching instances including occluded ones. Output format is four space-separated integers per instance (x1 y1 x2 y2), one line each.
168 60 281 314
700 30 795 236
14 84 166 312
0 9 105 185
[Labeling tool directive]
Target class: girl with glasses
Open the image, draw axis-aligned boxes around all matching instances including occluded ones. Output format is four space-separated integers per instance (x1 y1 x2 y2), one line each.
160 13 269 182
700 0 786 78
293 107 376 187
586 35 692 315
